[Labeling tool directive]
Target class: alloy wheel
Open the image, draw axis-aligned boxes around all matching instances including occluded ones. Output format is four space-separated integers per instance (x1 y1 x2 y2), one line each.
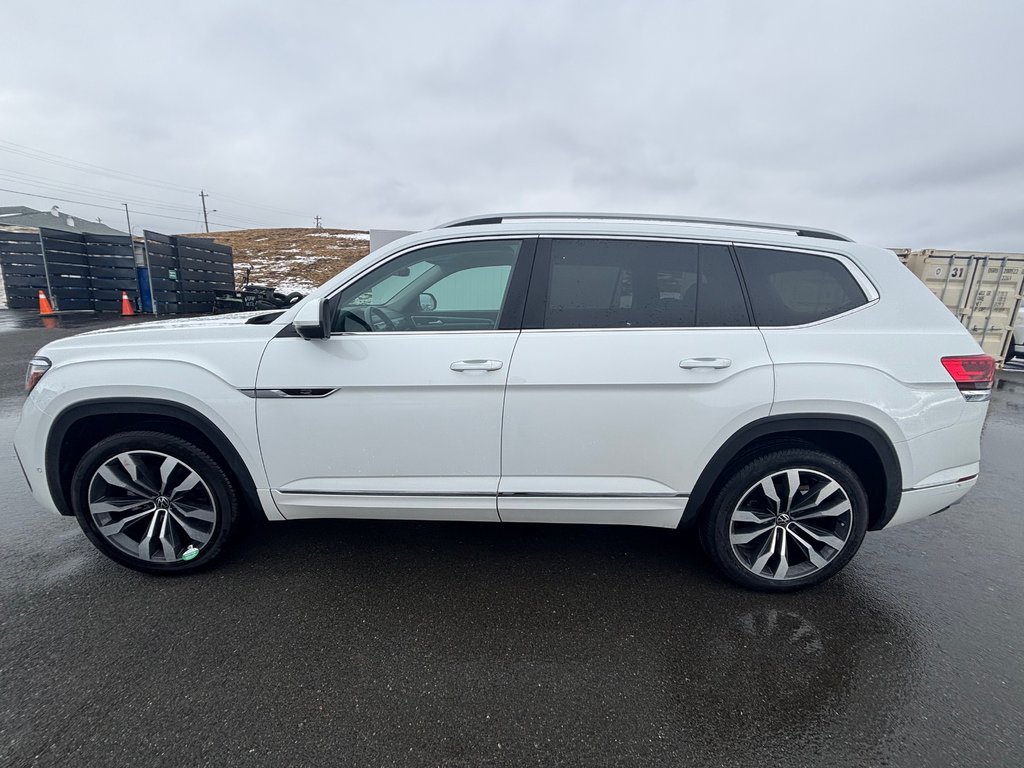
86 450 217 563
728 468 853 581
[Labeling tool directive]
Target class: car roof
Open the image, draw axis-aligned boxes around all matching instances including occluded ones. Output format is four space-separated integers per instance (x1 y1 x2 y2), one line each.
437 212 852 243
290 213 900 320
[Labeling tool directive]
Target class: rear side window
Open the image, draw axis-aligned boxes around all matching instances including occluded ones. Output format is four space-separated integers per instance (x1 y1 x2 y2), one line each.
542 239 748 329
735 247 867 326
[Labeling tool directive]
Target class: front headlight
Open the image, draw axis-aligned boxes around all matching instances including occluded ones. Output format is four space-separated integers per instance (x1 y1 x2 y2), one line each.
25 356 51 393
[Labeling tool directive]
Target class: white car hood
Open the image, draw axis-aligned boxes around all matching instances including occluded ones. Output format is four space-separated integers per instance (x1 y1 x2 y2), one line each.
37 311 285 359
72 311 280 336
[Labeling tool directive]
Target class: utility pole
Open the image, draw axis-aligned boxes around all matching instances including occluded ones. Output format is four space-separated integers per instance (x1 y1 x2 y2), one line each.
123 203 133 238
199 189 210 233
314 215 322 229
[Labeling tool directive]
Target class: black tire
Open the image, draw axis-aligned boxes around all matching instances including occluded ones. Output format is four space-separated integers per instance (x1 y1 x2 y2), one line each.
699 448 869 592
70 431 241 575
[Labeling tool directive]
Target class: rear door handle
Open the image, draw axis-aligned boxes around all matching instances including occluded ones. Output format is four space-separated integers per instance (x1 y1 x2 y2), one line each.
451 359 503 372
679 357 732 370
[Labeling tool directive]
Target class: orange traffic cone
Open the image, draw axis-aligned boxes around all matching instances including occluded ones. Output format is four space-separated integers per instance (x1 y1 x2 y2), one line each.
120 291 136 316
38 290 55 316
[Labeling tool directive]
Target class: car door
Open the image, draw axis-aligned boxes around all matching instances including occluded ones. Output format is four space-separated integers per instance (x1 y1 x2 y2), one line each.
256 236 535 521
498 237 774 527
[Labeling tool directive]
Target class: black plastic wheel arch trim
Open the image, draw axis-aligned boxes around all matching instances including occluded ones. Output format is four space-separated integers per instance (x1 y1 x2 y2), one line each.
679 414 903 531
45 398 263 518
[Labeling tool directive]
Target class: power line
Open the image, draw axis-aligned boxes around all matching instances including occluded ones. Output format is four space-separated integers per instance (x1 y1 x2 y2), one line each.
0 169 280 228
0 169 202 213
0 186 261 230
0 138 311 219
203 192 309 219
0 139 195 193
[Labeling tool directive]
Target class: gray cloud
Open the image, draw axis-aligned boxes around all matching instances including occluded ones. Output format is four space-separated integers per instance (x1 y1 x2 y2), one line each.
0 0 1021 250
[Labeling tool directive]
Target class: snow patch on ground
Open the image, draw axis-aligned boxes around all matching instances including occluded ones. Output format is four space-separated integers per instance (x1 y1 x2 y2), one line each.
275 278 317 294
306 232 370 241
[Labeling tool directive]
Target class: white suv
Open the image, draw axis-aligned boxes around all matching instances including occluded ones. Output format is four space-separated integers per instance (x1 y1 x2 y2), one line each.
14 213 994 590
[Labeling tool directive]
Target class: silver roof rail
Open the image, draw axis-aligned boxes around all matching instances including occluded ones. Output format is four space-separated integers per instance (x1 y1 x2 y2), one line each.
437 212 853 242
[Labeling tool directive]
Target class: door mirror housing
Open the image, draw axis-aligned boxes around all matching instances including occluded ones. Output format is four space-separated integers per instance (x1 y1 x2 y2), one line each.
418 292 437 312
292 298 330 340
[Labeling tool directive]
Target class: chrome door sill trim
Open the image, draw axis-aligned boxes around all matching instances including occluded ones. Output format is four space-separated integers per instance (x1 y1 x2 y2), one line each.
276 490 494 497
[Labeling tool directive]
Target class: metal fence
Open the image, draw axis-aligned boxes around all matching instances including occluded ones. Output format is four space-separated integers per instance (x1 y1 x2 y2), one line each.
142 231 234 315
0 227 233 314
0 229 48 309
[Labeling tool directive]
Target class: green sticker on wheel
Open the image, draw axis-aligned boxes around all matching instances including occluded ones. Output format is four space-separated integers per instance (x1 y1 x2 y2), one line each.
181 545 199 561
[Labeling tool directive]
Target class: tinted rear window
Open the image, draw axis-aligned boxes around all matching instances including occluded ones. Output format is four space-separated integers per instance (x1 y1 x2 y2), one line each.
543 239 748 329
735 247 867 326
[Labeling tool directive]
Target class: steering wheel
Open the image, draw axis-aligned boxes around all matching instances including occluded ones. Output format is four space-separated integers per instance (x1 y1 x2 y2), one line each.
367 306 397 332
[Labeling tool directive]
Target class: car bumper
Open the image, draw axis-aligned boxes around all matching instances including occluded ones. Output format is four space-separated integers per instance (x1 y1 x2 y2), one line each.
13 396 62 515
883 475 977 528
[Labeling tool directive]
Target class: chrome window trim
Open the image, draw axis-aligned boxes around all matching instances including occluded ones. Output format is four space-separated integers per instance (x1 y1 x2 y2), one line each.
319 231 877 335
731 241 880 302
536 234 877 332
324 234 535 303
538 234 877 300
321 233 532 337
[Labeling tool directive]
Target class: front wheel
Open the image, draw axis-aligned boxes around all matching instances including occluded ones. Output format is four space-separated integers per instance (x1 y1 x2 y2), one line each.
699 448 869 591
70 431 241 574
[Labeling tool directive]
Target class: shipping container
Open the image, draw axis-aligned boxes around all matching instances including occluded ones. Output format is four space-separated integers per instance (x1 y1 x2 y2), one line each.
890 247 913 265
902 249 1024 365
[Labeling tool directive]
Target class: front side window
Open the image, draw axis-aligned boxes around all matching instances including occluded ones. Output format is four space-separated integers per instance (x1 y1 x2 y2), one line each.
735 247 868 326
540 239 748 329
332 240 522 332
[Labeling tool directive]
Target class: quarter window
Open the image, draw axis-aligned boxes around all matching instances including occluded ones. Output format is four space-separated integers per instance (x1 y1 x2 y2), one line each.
540 239 748 329
735 247 868 326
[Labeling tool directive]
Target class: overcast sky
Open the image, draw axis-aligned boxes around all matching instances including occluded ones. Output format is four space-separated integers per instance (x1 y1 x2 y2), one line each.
1 1 1021 249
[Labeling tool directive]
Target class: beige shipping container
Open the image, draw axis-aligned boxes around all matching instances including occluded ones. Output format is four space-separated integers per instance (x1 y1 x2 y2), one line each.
890 247 913 265
903 249 1024 364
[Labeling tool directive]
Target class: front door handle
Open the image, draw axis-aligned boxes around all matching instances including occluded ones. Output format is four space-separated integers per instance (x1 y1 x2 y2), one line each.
679 357 732 370
451 359 503 372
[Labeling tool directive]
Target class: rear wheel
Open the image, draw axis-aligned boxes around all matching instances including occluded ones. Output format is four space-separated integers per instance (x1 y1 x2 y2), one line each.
699 448 869 591
70 431 241 574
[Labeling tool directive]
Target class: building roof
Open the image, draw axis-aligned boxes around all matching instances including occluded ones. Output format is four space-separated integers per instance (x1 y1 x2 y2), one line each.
0 205 127 236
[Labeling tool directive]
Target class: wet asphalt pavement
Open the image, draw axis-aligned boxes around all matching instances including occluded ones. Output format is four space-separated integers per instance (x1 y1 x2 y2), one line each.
0 311 1021 768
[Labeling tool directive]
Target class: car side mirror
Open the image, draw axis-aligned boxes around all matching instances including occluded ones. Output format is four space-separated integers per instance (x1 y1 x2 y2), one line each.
292 298 330 340
418 292 437 312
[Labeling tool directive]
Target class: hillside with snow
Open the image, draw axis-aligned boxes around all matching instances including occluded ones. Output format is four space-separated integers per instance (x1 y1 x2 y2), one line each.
181 228 371 294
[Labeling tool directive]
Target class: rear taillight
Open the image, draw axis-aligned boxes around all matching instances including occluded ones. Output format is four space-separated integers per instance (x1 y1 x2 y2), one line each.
25 356 51 393
941 355 995 401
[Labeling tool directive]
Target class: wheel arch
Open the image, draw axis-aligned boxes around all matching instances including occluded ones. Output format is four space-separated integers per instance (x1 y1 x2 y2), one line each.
46 398 263 519
682 414 902 531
